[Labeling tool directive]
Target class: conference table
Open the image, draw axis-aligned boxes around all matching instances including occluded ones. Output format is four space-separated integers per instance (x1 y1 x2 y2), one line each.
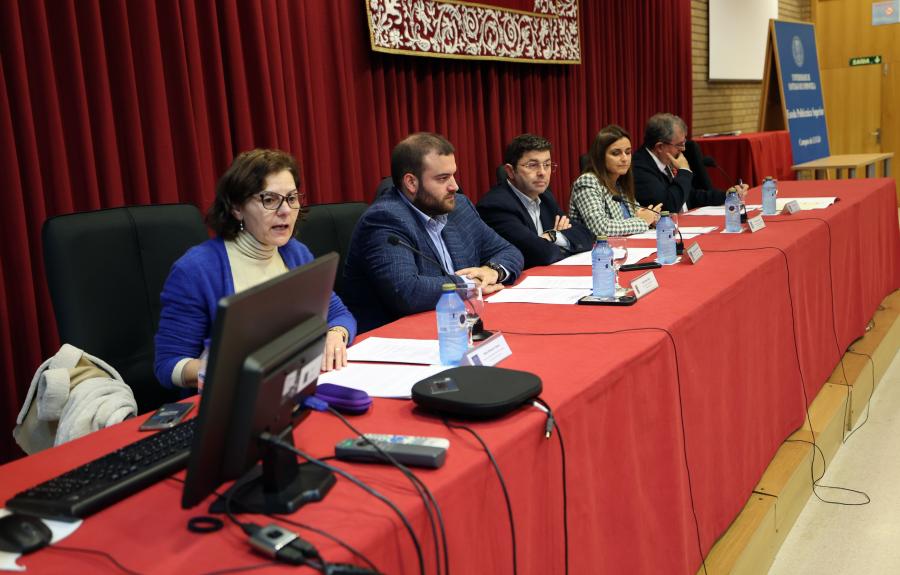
697 131 795 189
1 179 898 574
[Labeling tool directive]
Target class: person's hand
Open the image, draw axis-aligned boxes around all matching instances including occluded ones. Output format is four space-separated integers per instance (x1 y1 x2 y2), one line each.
636 208 657 226
456 266 499 287
666 152 690 171
636 203 661 226
554 215 572 231
730 183 750 199
182 358 201 388
321 328 348 372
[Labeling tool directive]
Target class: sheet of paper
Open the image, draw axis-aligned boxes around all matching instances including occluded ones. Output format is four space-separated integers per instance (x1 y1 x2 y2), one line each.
551 246 656 266
688 204 761 216
627 230 706 240
515 276 592 289
679 226 719 234
317 363 447 398
776 197 837 211
347 337 441 365
552 250 592 266
623 247 657 265
487 288 588 304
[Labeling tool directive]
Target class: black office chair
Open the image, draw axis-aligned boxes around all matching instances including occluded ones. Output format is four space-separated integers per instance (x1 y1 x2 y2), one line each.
495 164 508 186
375 176 394 197
295 202 368 301
579 153 591 174
684 139 716 192
42 204 209 414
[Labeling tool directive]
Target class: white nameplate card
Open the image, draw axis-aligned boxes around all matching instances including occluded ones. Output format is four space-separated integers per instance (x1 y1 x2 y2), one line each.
630 271 659 299
782 200 801 214
747 215 766 233
686 242 703 264
462 332 511 366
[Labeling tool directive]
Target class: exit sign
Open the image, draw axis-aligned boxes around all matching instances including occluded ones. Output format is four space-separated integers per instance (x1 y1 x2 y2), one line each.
849 55 882 66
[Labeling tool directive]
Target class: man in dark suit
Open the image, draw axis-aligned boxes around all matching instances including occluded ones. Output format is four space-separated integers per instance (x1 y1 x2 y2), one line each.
343 132 523 333
477 134 594 269
633 113 747 213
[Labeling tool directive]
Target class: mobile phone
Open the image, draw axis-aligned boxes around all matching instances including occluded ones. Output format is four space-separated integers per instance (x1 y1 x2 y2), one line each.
577 294 638 306
139 402 194 431
619 262 662 272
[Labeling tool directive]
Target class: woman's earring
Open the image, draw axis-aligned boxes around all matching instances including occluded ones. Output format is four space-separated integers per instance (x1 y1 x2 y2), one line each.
239 219 244 231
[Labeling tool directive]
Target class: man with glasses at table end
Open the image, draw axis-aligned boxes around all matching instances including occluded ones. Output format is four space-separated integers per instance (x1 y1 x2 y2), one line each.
154 149 357 393
477 133 594 269
343 132 523 333
633 113 748 214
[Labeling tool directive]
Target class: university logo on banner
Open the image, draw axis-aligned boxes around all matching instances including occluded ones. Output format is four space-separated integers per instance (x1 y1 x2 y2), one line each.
364 0 581 64
773 21 830 164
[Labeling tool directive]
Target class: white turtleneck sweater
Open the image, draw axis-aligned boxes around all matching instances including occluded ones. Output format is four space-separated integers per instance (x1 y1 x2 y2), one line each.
171 231 288 387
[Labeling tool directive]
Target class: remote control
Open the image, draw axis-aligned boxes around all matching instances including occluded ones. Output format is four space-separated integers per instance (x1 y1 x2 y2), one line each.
335 434 449 469
362 434 450 449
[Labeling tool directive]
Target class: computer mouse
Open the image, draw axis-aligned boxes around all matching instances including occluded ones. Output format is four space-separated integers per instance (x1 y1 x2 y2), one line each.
0 513 53 554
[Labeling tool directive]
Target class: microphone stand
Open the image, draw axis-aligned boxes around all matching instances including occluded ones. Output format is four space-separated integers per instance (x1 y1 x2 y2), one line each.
703 157 747 223
612 196 684 255
387 235 493 341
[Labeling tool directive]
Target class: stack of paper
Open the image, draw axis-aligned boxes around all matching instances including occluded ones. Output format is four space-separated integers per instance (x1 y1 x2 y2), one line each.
347 336 441 365
553 246 656 266
318 362 447 399
627 226 717 240
688 204 761 216
776 197 837 211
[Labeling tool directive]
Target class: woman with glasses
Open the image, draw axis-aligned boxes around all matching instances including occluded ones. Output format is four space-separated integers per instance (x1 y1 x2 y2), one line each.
154 149 356 392
569 125 661 237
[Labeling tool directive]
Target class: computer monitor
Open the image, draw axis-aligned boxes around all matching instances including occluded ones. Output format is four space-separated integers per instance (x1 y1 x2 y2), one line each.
181 252 339 514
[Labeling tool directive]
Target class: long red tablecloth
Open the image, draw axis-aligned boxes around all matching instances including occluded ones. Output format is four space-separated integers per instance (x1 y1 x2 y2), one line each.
1 179 897 574
697 131 795 188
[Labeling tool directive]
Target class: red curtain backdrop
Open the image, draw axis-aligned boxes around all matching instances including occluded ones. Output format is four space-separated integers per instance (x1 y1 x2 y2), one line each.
0 0 691 462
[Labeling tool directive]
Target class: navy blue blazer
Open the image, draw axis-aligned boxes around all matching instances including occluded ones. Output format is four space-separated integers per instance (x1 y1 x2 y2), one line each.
633 147 725 212
342 187 524 333
477 181 595 269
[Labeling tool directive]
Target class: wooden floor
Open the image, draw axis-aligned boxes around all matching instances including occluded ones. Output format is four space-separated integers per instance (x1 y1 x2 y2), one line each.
699 289 900 575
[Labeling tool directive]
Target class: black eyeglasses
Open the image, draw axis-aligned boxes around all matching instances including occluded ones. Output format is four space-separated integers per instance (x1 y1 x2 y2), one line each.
257 190 304 210
664 140 687 150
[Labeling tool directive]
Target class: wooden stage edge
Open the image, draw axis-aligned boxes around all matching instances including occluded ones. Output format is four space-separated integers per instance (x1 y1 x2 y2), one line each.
699 289 900 575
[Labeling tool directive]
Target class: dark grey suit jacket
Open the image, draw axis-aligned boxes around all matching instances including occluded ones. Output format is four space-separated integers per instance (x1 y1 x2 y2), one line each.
477 181 594 269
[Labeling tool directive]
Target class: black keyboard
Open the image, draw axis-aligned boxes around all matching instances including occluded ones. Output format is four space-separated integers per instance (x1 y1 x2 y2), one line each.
6 418 196 520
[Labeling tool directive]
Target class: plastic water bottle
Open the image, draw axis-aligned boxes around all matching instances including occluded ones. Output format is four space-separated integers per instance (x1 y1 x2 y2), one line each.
725 191 742 232
762 177 778 215
436 283 468 365
591 236 616 299
656 212 677 264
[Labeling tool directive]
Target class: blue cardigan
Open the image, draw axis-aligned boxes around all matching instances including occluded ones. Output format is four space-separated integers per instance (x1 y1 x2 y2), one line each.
154 238 356 389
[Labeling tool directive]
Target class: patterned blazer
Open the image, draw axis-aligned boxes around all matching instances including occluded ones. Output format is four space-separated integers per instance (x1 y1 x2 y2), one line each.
568 172 649 237
342 186 524 333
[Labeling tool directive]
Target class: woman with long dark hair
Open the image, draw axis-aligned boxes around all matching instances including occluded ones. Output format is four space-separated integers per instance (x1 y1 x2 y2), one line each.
569 125 660 236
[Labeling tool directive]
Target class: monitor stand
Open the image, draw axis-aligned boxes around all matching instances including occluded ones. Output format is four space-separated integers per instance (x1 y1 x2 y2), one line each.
209 432 335 515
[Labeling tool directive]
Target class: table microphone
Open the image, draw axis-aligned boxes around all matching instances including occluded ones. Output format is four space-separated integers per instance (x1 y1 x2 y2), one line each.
386 235 493 341
611 196 684 255
703 157 748 223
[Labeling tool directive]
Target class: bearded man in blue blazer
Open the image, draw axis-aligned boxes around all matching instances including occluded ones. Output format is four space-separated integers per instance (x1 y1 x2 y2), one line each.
343 132 523 333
